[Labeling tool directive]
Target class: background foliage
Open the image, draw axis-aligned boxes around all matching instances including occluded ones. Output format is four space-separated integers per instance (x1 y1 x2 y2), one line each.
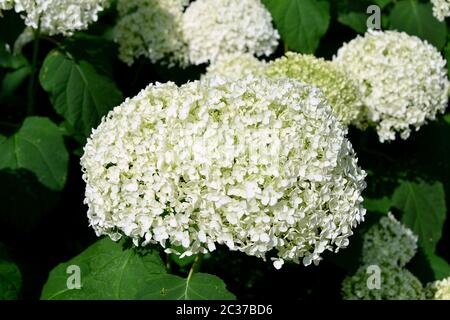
0 0 449 300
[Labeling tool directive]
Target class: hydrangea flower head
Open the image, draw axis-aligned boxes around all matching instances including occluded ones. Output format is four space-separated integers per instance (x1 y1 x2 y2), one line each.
362 212 418 268
202 53 268 80
12 0 109 36
181 0 279 65
114 0 189 66
432 0 450 21
342 264 425 300
334 30 449 142
0 0 14 12
426 277 450 300
81 76 366 268
266 53 362 126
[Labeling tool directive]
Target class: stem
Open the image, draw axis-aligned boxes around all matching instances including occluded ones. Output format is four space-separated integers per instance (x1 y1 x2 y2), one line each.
40 35 61 47
284 42 289 53
27 26 40 116
187 254 203 281
165 253 172 273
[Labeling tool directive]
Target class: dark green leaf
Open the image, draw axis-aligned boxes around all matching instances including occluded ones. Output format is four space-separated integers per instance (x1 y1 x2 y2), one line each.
39 50 123 137
338 12 367 34
41 238 166 300
373 0 392 9
0 243 22 300
409 247 450 283
0 169 59 232
263 0 330 53
392 180 446 253
0 117 69 191
62 34 117 77
0 66 31 99
363 196 391 214
0 41 28 69
390 0 446 50
423 252 450 280
138 273 236 300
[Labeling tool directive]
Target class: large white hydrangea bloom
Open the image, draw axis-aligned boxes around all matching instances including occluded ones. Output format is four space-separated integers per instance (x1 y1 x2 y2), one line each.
181 0 279 65
362 212 418 268
334 30 449 142
266 53 362 126
81 76 366 268
432 0 450 21
426 277 450 300
114 0 189 66
9 0 109 36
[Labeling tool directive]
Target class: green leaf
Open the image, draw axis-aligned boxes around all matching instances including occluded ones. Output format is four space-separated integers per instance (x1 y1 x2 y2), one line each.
392 180 446 253
39 50 123 137
0 243 22 300
41 238 166 300
62 34 117 78
409 248 450 283
138 273 236 300
0 66 31 99
0 169 59 232
389 0 447 50
423 252 450 280
0 42 28 69
0 117 69 191
373 0 392 9
363 196 391 214
338 12 367 34
263 0 330 53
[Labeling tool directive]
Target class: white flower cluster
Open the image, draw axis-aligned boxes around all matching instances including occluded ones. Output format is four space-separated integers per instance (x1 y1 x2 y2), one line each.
0 0 13 12
334 30 449 142
426 277 450 300
362 213 418 267
342 213 425 300
203 53 267 80
113 0 279 67
81 76 366 269
342 265 425 300
4 0 110 36
181 0 279 65
114 0 189 66
432 0 450 21
266 53 362 126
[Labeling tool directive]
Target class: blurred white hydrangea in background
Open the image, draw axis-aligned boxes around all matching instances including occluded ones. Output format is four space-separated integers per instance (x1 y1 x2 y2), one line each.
181 0 279 65
342 213 424 300
426 277 450 300
361 213 418 268
4 0 110 36
342 264 425 300
202 53 268 80
342 213 450 300
334 30 449 142
81 76 367 269
431 0 450 21
114 0 189 67
266 53 362 126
